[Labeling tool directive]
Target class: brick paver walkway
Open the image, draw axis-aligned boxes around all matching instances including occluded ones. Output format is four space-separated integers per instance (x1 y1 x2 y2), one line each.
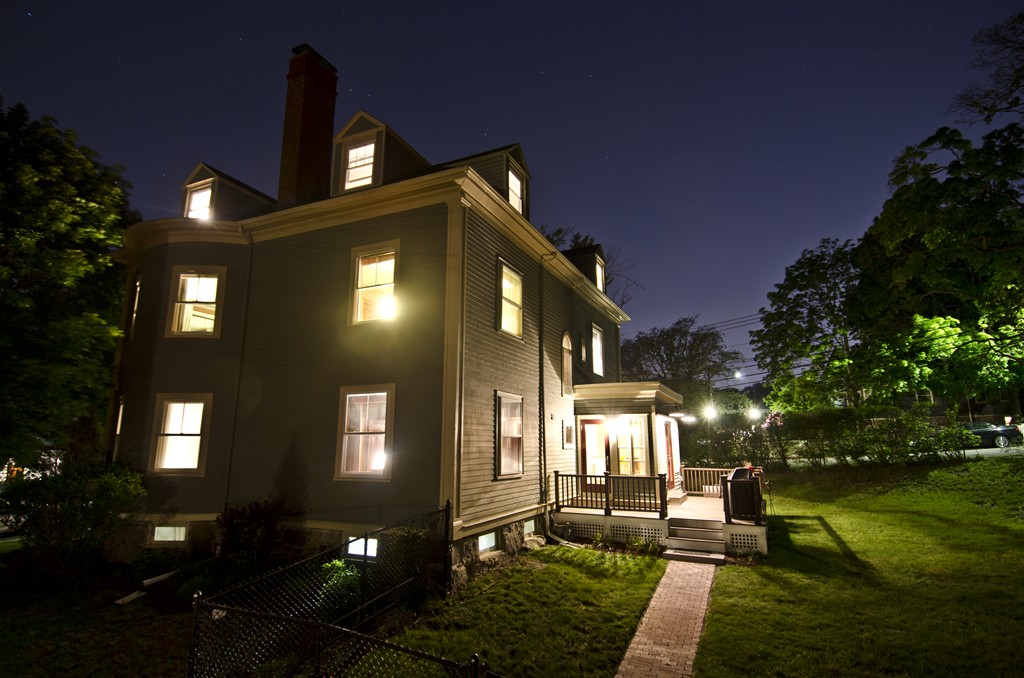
615 560 716 677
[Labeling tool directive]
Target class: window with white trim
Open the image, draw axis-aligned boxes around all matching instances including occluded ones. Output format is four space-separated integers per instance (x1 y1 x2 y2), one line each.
168 266 225 337
478 531 497 553
186 184 212 219
595 257 606 293
344 141 376 189
153 394 211 474
336 385 394 480
354 248 396 322
500 264 522 337
592 324 604 376
508 170 523 213
347 537 378 557
561 333 573 396
154 526 187 542
496 392 523 477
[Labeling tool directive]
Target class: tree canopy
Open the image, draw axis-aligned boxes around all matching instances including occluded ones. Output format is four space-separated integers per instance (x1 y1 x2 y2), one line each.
0 99 137 466
750 238 861 410
621 315 742 407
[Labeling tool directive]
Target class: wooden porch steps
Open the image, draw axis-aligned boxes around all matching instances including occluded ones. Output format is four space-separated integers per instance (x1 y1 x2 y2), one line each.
665 517 726 556
662 549 727 565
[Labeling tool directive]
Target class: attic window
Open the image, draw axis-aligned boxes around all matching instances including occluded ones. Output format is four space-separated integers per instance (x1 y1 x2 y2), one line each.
186 185 212 220
595 258 606 293
345 141 376 190
508 170 523 213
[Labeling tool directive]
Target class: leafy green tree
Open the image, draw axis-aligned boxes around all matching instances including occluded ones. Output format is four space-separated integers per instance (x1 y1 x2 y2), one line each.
750 238 862 410
621 316 742 407
0 100 137 467
0 461 145 577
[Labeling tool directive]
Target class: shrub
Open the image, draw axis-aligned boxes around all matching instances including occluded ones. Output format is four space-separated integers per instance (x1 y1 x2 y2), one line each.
0 461 145 577
216 497 286 568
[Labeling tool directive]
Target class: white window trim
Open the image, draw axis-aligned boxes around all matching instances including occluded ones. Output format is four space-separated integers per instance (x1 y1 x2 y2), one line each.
150 393 212 476
595 257 606 293
496 391 524 478
592 324 605 376
165 265 226 339
336 136 379 192
498 262 523 338
508 170 524 213
335 383 395 482
351 241 400 325
561 332 573 397
185 180 214 220
152 525 188 544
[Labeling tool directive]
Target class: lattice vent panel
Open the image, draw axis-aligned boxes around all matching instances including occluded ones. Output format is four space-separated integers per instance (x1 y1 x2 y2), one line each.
610 524 666 543
729 532 761 553
565 522 604 540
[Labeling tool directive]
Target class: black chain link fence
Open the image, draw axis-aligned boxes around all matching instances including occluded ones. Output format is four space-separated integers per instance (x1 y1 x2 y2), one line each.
188 503 502 676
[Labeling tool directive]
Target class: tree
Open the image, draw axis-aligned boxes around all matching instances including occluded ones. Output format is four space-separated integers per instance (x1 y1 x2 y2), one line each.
621 315 742 406
0 100 137 467
750 238 862 410
952 11 1024 123
538 223 642 307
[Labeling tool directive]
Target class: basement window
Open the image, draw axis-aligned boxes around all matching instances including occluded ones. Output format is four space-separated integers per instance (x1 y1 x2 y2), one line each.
153 526 187 542
478 532 497 553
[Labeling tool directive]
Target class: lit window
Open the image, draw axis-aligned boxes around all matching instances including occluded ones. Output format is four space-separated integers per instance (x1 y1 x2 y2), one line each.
616 415 647 476
355 250 396 322
169 267 224 337
337 385 394 480
347 537 378 557
592 325 604 376
154 395 211 473
478 532 497 553
186 186 212 220
497 392 523 477
595 258 606 293
561 333 573 396
345 141 375 189
500 264 522 337
524 519 535 535
508 170 523 213
154 526 187 542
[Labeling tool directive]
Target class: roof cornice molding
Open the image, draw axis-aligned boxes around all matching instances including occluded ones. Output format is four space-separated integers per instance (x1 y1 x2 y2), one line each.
574 381 683 406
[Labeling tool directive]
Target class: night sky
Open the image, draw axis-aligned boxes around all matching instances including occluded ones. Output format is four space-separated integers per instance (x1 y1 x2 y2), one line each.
2 1 1020 385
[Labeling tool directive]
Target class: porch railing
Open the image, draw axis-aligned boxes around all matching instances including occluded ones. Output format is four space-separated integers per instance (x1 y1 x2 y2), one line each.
553 471 668 519
681 466 733 497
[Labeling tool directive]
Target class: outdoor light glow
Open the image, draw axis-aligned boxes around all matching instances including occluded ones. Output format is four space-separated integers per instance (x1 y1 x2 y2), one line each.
734 370 742 379
702 405 718 420
747 407 762 420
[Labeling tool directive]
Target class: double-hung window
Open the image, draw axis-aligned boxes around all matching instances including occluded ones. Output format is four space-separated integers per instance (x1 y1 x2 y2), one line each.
499 264 522 337
168 266 225 337
508 170 523 213
561 333 573 396
337 385 394 480
496 392 523 477
186 184 213 220
595 257 606 293
344 141 376 190
354 246 397 322
153 394 211 474
592 324 604 376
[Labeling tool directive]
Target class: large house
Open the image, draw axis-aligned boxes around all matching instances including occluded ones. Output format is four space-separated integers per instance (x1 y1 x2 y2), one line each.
107 45 683 560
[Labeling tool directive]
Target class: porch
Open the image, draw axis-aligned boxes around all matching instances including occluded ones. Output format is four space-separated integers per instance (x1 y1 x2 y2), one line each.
550 467 768 556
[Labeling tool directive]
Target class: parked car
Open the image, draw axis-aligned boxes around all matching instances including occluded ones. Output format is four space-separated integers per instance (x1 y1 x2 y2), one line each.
962 422 1024 448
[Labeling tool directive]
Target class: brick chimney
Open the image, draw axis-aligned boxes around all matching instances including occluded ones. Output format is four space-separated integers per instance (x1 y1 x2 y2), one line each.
277 44 338 209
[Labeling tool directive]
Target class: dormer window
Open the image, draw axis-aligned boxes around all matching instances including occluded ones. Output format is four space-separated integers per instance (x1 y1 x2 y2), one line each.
186 184 212 220
508 170 523 213
345 141 376 190
595 258 606 293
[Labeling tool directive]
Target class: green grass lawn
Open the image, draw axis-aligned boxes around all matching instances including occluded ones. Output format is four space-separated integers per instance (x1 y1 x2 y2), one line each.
695 455 1024 677
1 456 1020 676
